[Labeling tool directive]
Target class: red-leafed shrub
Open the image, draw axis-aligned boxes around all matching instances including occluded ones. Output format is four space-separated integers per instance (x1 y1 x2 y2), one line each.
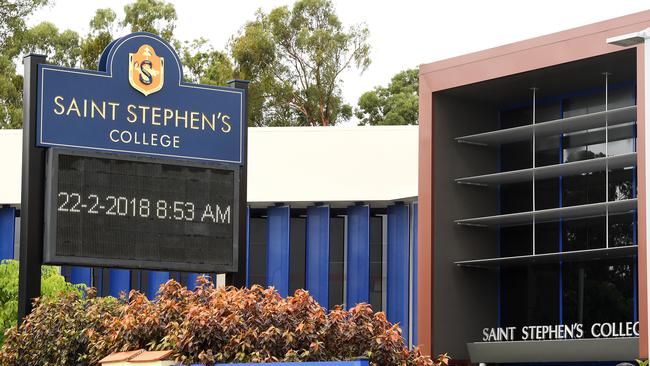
0 277 448 366
0 288 121 365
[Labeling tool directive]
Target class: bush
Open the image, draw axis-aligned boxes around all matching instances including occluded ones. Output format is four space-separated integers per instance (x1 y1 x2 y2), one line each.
0 277 448 366
0 288 121 365
0 260 84 345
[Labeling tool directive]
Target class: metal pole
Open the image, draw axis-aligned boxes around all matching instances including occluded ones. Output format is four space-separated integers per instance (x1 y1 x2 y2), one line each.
604 72 610 248
18 54 47 324
644 30 650 361
226 79 249 288
532 88 537 255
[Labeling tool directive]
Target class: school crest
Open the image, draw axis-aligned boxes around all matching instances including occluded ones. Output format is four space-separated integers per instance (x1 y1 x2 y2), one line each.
128 44 164 96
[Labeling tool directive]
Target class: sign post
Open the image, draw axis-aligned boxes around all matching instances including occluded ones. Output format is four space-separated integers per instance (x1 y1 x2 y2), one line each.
18 32 248 323
226 79 249 288
18 54 47 323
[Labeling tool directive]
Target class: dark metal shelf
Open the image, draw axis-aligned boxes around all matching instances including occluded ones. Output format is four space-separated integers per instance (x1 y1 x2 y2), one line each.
455 152 636 186
455 105 637 146
455 198 637 227
467 337 638 363
455 245 637 268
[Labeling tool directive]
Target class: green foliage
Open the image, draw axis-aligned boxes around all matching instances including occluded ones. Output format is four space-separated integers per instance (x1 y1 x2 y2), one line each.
0 20 82 126
231 0 371 126
0 278 446 366
0 0 50 128
122 0 177 40
356 68 419 125
80 8 117 70
0 0 183 129
21 22 81 68
79 0 178 71
0 260 84 345
0 0 50 55
181 38 234 86
0 288 121 365
1 0 372 128
0 55 23 128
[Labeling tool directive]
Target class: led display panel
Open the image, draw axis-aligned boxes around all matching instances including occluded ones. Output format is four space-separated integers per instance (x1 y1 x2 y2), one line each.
44 149 238 272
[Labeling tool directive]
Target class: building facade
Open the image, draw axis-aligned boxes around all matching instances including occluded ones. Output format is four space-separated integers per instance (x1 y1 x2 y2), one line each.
418 10 650 364
5 11 650 364
0 125 420 345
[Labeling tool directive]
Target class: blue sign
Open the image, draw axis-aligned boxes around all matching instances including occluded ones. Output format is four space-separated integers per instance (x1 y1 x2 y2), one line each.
36 32 244 164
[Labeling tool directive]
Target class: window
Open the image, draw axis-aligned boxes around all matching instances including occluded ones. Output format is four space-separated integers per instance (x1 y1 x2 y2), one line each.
498 84 638 334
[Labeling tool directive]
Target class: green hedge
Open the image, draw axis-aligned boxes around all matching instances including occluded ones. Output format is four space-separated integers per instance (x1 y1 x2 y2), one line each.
0 260 84 345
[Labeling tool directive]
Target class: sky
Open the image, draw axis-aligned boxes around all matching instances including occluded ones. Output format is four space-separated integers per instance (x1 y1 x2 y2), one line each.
28 0 650 125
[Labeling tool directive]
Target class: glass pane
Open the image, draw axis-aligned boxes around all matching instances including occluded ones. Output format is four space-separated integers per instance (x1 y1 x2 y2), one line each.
501 182 532 214
248 217 268 287
563 93 605 118
501 225 532 257
562 172 605 207
369 216 383 312
500 107 531 129
500 264 560 329
502 141 532 171
536 178 559 210
328 217 345 308
607 138 634 156
609 168 635 201
536 144 560 167
289 217 306 294
562 258 635 335
609 213 635 247
536 222 560 254
563 217 605 252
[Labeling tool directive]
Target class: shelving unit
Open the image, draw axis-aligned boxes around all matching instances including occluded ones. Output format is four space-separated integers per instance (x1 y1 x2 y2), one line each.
455 246 637 268
456 152 636 186
455 105 637 146
455 198 637 227
454 75 638 265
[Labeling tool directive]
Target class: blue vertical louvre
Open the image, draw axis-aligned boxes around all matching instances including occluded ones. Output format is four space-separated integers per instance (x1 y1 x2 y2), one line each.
346 204 369 308
387 203 409 343
147 271 170 298
187 273 201 288
109 269 131 298
306 205 330 307
267 205 290 297
70 267 92 287
0 207 16 260
411 202 418 346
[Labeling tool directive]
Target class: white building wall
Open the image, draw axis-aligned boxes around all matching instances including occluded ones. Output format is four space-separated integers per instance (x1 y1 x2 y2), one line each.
0 126 418 207
247 126 418 207
0 130 22 205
